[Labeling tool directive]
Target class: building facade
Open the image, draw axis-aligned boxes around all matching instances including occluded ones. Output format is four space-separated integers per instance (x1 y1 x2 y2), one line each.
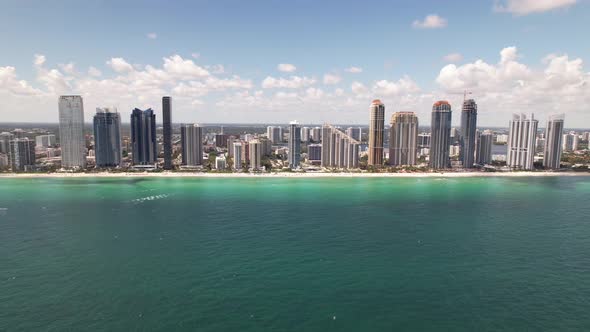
130 108 157 165
9 138 35 172
162 96 173 170
368 99 385 166
459 99 478 168
233 142 242 170
180 124 203 166
320 125 360 169
507 113 538 170
288 121 301 168
35 135 56 148
389 112 418 166
58 95 86 168
267 126 282 144
249 140 262 170
93 107 122 167
429 101 452 169
346 127 362 142
476 130 493 165
543 114 564 169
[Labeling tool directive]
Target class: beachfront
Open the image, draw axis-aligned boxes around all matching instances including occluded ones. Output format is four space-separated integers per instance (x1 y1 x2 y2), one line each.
1 171 589 179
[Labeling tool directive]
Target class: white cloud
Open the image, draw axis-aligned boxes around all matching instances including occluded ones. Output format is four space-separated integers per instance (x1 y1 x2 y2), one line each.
351 81 368 95
261 76 316 89
107 57 134 73
33 54 46 67
277 63 297 72
372 76 421 96
443 53 463 63
59 63 76 75
345 66 363 73
147 32 158 39
88 66 102 77
494 0 577 15
323 73 342 85
191 53 201 59
162 55 210 79
412 14 447 29
0 66 43 96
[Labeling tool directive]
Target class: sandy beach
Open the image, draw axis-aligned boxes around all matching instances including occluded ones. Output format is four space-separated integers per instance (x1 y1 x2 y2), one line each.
0 171 589 179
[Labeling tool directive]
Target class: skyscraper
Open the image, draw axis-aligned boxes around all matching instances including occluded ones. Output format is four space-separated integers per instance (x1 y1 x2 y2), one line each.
180 124 203 166
9 138 35 172
476 130 493 165
267 126 282 144
162 96 173 170
301 127 310 143
249 140 262 170
93 107 121 168
320 125 360 169
308 144 322 163
368 100 385 166
389 112 418 166
459 99 478 168
0 132 14 155
562 133 578 152
310 127 322 142
233 142 242 170
288 121 301 168
58 95 86 168
429 101 452 169
543 114 564 169
346 127 362 142
35 135 56 148
130 108 157 165
507 113 538 170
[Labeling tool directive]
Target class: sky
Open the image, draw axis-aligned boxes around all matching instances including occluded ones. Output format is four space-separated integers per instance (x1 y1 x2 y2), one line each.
0 0 588 126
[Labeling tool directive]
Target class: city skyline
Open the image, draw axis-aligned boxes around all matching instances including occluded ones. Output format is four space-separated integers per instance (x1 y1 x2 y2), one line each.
0 1 589 126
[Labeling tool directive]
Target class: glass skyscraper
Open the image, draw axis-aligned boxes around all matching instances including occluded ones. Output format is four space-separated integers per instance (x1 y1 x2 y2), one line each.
429 101 452 169
130 108 157 165
459 99 477 168
162 96 173 170
58 95 86 169
93 107 121 168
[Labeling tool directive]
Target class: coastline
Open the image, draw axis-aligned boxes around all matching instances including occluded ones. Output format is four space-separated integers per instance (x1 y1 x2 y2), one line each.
0 171 589 179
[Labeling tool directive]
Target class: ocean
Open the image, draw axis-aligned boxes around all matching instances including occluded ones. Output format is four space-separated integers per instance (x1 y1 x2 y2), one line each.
1 176 590 331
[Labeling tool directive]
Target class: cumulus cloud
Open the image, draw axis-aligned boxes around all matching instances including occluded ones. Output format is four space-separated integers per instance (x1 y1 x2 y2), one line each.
107 57 134 73
277 63 297 72
443 53 463 63
345 66 363 73
372 76 421 96
412 14 447 29
323 73 342 85
494 0 577 15
146 32 158 39
261 76 316 89
162 55 210 79
88 66 102 77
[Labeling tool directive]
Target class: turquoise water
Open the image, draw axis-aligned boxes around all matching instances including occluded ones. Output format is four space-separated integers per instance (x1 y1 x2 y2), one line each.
1 176 590 331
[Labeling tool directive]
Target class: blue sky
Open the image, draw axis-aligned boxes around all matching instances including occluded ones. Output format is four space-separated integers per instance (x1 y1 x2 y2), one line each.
0 0 588 126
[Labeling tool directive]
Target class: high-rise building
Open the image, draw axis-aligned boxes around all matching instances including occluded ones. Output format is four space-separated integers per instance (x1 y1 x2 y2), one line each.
288 121 301 168
232 142 242 170
9 138 35 172
215 134 229 148
241 141 250 163
389 112 418 166
320 124 360 169
418 133 431 148
215 156 226 170
346 127 362 142
476 130 493 165
267 126 282 144
249 140 262 170
507 113 538 170
58 95 86 168
0 132 14 154
310 127 322 142
308 144 322 163
368 100 385 166
130 108 157 165
162 96 173 170
459 99 478 168
35 134 56 148
301 127 310 143
93 107 122 168
180 124 203 166
562 133 578 152
429 101 452 169
543 114 564 169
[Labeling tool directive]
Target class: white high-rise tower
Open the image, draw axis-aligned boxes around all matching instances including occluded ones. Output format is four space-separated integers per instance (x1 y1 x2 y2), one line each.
58 95 86 168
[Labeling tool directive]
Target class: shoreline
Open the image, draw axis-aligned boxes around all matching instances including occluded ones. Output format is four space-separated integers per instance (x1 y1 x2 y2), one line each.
0 171 589 179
